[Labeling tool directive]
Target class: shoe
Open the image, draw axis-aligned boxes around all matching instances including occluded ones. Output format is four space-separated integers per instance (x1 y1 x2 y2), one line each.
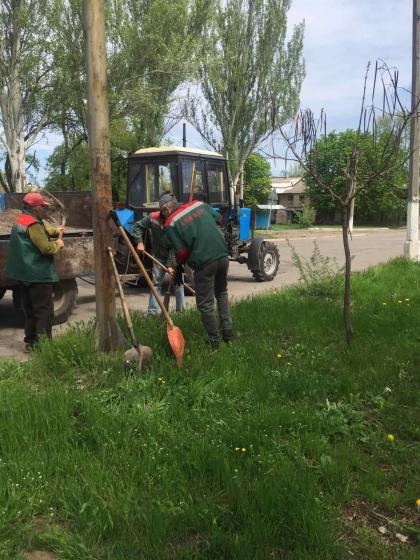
24 343 33 354
222 329 235 342
209 339 220 350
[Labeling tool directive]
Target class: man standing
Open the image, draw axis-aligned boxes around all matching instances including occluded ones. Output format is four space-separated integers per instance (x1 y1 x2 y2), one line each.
6 193 64 351
161 193 233 348
132 193 184 315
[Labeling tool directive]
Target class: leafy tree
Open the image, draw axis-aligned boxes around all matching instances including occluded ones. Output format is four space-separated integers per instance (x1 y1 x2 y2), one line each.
243 152 272 206
0 0 57 192
185 0 304 193
304 129 407 225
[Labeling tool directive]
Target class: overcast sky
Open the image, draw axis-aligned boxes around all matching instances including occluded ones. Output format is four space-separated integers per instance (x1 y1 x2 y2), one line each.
33 0 413 182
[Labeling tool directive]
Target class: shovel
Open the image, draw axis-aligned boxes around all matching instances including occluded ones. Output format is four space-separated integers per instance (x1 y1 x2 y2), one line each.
110 212 185 368
107 247 153 371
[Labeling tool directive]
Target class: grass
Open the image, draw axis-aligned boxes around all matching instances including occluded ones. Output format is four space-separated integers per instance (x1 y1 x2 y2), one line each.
0 258 419 559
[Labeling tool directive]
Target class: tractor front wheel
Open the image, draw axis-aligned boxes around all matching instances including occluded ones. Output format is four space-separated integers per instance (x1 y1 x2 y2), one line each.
252 241 280 282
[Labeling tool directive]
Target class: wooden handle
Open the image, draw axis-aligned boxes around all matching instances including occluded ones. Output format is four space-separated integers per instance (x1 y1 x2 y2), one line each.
141 248 196 296
118 226 175 328
107 247 139 348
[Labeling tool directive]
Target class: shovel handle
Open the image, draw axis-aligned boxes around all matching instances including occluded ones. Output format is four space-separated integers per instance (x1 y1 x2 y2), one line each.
141 249 196 296
117 225 175 329
107 247 139 349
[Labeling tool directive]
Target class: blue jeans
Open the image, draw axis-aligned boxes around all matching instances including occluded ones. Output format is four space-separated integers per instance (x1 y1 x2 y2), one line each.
148 264 185 315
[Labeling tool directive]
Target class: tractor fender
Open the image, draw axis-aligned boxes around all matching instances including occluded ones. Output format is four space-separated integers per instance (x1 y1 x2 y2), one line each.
246 236 265 271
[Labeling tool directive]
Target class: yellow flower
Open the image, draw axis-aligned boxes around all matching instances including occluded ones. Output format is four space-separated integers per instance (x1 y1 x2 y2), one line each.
382 302 387 306
405 298 410 302
235 447 240 451
416 498 420 508
386 434 395 442
287 362 292 366
397 300 402 304
277 353 282 358
241 448 247 452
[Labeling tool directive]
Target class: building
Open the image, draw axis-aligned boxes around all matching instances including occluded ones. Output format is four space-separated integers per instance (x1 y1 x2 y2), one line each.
271 176 308 224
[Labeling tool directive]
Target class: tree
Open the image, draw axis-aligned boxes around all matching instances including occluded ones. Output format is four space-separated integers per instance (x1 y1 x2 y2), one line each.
185 0 304 194
45 0 209 189
243 152 272 206
277 62 412 344
0 0 56 192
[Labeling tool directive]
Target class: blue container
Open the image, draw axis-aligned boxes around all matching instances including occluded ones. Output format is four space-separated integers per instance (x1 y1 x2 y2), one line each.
255 210 270 229
0 193 5 212
115 207 135 234
239 207 251 241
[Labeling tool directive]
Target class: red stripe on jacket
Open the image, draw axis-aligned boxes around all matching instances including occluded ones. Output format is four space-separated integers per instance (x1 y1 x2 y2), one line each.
165 201 201 226
16 214 38 229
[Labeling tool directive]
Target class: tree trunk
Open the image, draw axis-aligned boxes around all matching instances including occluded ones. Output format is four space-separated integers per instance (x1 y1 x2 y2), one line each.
342 204 353 345
0 42 26 193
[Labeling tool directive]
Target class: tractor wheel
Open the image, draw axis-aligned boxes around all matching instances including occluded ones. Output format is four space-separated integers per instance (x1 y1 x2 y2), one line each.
252 241 280 282
53 278 78 324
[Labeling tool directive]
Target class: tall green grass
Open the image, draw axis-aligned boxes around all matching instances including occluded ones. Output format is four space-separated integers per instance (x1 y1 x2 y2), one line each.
0 258 419 559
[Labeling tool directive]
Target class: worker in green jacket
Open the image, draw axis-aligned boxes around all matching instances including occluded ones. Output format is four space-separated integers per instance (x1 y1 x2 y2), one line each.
5 192 64 351
132 195 185 315
161 192 233 348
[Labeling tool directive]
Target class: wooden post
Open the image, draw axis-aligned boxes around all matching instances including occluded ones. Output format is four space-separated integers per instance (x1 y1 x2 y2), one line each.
405 0 420 260
83 0 119 350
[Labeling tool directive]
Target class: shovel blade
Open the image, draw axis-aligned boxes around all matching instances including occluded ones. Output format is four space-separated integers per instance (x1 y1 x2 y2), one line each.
167 325 185 368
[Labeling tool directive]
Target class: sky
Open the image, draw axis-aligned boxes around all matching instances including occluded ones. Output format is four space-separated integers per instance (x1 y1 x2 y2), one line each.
31 0 413 183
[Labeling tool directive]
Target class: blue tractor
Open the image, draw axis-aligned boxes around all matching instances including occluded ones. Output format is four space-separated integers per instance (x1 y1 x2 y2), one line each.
117 146 279 283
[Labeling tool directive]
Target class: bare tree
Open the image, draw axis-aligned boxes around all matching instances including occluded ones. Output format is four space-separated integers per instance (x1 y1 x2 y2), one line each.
275 62 413 344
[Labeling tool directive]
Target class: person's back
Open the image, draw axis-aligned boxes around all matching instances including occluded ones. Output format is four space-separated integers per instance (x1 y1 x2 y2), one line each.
164 200 228 271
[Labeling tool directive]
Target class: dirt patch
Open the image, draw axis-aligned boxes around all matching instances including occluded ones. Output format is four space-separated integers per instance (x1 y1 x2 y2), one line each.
22 551 58 560
168 533 209 557
342 499 419 549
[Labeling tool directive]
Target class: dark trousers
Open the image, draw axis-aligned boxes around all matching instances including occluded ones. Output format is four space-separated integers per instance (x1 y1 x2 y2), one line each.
20 283 54 345
194 256 232 344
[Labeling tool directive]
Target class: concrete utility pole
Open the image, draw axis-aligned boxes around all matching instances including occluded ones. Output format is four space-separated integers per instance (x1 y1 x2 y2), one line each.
405 0 420 260
83 0 119 350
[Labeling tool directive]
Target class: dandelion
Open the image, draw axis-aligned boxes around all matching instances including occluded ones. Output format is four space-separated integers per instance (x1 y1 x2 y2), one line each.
158 377 166 384
235 447 240 451
287 362 292 366
382 302 387 306
241 448 247 452
405 298 410 302
416 498 420 510
277 353 282 358
397 300 402 304
386 434 395 442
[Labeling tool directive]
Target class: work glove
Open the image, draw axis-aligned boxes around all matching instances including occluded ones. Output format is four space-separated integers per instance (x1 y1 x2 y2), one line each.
174 265 184 287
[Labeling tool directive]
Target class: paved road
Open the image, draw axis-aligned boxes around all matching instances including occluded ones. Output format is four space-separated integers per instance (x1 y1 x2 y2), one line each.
0 228 407 360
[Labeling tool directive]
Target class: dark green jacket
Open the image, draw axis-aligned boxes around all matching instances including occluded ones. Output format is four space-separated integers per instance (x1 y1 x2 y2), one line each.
164 201 228 271
132 211 173 266
6 211 60 283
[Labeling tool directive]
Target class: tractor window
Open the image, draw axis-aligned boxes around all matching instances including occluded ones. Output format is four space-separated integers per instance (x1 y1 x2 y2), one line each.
181 159 207 203
207 163 226 204
127 161 177 208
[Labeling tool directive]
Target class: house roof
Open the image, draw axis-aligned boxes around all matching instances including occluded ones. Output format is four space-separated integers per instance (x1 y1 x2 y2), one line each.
271 176 303 193
276 177 306 194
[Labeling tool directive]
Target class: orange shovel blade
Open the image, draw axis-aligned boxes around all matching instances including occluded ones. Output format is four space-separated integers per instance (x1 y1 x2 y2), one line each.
167 325 185 368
